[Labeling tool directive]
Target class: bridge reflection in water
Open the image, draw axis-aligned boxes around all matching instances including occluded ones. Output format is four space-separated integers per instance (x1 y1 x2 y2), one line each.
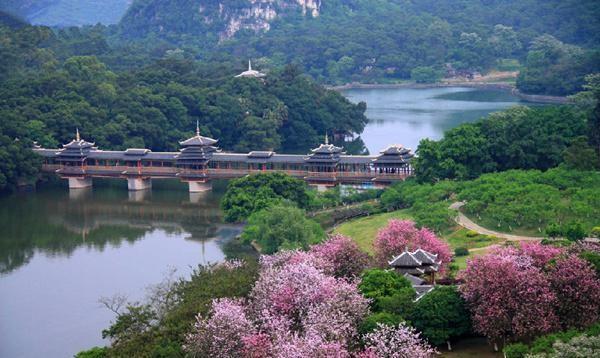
34 128 414 193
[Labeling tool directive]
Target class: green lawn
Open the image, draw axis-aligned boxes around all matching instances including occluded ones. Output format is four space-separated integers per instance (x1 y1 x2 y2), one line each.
334 209 413 254
334 210 505 270
444 228 504 250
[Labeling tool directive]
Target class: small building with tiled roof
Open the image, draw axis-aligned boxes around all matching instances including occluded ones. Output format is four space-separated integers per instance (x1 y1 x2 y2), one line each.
389 248 442 301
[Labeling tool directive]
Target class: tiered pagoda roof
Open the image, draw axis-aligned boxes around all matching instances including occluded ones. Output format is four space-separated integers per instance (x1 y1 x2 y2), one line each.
372 144 414 165
56 129 96 162
388 249 441 275
305 134 344 164
175 122 219 166
390 249 441 301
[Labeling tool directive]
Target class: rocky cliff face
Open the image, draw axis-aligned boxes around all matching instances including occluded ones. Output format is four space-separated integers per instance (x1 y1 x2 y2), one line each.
121 0 321 40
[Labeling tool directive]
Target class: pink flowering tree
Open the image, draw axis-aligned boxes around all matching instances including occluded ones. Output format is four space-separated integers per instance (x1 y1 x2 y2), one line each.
359 323 437 358
547 255 600 329
309 234 371 279
459 248 558 349
185 298 254 357
374 220 452 272
249 260 370 347
519 242 564 268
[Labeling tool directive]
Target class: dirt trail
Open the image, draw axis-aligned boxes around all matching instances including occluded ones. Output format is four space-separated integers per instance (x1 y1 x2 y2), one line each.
449 202 543 242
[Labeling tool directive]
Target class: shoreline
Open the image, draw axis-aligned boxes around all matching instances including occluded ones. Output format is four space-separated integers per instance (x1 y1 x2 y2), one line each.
330 81 571 105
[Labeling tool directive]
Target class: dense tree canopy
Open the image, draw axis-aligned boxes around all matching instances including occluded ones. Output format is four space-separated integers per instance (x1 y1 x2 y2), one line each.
241 204 324 254
517 35 600 96
0 21 369 192
411 286 471 349
221 173 310 223
114 0 600 85
414 106 588 182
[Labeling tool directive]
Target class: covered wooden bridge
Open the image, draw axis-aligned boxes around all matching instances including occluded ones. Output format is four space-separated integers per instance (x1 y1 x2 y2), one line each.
33 127 414 192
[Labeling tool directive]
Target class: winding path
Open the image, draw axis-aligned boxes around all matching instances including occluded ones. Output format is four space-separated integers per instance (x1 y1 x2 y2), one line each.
449 202 544 242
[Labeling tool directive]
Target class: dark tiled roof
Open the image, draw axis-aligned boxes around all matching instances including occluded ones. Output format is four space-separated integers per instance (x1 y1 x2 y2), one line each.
311 143 343 154
125 148 150 156
179 135 218 147
248 151 274 158
403 273 426 286
339 156 373 164
412 249 439 265
403 273 426 285
373 144 414 164
414 285 435 301
389 251 422 267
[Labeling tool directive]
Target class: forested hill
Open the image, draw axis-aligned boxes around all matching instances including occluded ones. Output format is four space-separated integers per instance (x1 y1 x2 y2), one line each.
115 0 600 86
0 20 369 192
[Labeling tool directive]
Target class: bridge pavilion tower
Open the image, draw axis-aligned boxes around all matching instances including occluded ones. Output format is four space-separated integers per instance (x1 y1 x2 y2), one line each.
175 122 219 192
304 134 343 191
56 129 95 189
372 144 414 185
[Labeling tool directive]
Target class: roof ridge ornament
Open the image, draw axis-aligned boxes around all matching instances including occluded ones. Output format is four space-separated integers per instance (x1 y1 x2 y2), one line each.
248 60 252 71
196 120 200 137
76 128 80 142
325 132 329 145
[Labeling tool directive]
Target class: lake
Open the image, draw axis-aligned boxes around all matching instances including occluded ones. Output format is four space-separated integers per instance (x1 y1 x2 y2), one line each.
0 87 528 358
342 86 530 154
0 180 242 358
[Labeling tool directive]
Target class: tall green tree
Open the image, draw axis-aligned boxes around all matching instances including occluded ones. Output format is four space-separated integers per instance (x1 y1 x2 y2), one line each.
411 286 471 350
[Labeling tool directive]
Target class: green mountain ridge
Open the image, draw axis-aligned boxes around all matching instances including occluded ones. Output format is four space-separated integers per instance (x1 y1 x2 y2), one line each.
115 0 600 85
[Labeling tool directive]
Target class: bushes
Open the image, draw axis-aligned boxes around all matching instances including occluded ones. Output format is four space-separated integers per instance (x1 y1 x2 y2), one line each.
241 204 324 254
221 173 310 223
503 343 529 358
359 312 403 335
100 262 259 357
454 247 469 256
411 286 471 349
358 269 416 319
503 322 600 357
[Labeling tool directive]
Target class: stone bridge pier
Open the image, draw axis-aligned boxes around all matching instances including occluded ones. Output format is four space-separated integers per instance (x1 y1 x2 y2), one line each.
127 177 152 191
187 181 212 193
67 177 93 189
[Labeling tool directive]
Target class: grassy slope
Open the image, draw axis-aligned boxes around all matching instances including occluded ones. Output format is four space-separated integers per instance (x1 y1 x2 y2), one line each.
334 210 504 269
334 210 413 254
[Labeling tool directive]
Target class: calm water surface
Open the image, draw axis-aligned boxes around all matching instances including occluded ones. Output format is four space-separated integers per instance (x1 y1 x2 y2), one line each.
343 87 531 153
0 87 530 358
0 180 241 358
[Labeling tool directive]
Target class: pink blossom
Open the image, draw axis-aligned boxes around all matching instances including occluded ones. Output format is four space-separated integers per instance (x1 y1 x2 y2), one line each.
374 220 452 272
309 234 371 279
520 242 564 268
360 323 437 358
250 260 370 344
242 333 272 358
460 248 559 344
547 254 600 329
185 298 254 357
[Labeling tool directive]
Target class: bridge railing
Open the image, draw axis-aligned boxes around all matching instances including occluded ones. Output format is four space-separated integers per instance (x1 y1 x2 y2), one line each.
42 164 411 181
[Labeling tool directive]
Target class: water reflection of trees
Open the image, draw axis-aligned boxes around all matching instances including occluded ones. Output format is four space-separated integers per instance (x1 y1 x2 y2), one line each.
0 187 232 274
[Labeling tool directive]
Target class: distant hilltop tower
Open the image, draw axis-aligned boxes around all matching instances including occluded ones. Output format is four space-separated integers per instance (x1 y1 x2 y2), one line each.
235 60 266 78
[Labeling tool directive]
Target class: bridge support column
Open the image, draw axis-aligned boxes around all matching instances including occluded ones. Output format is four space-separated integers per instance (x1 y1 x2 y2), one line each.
127 177 152 191
68 177 92 189
310 184 331 192
188 181 212 193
